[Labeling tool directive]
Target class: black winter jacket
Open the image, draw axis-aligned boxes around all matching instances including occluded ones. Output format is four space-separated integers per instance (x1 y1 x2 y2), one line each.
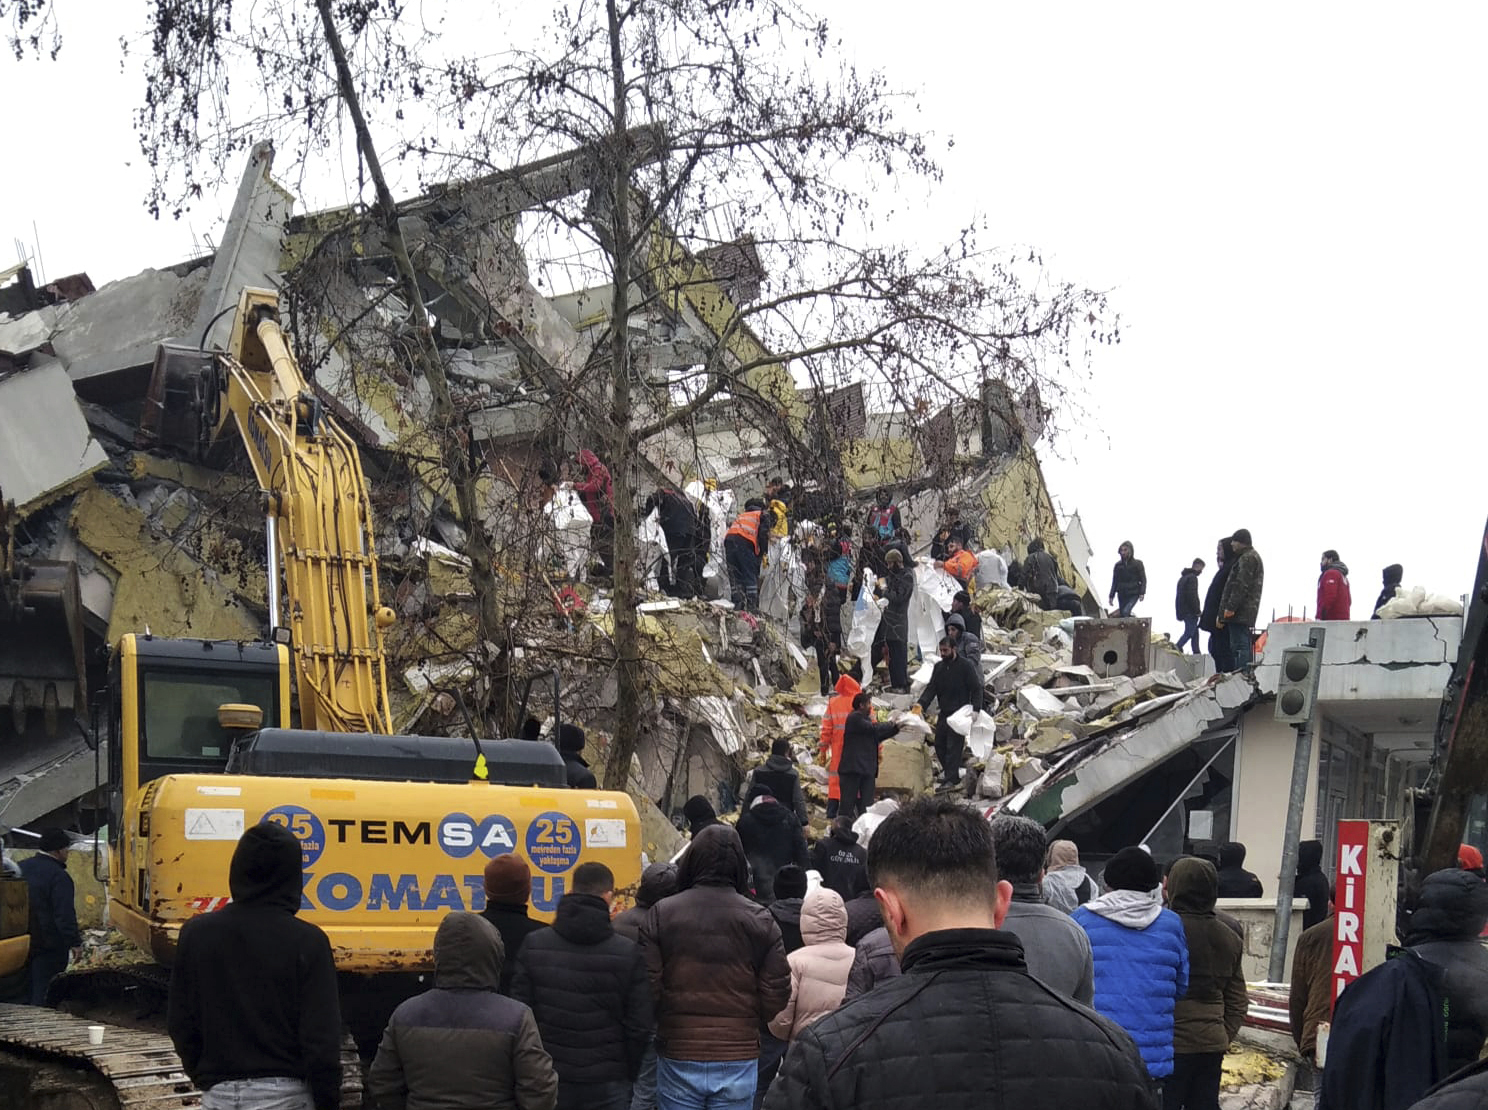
839 712 900 778
167 823 342 1110
1111 558 1147 602
1409 1058 1488 1110
844 927 901 1000
770 897 806 953
563 751 598 790
809 827 869 902
737 797 809 902
917 656 984 718
18 853 80 954
763 928 1156 1110
844 893 883 946
482 903 549 994
645 488 701 550
1023 550 1061 608
746 756 810 825
1294 841 1332 931
1175 570 1202 622
1199 562 1231 634
511 893 653 1085
879 567 914 641
1404 870 1488 1075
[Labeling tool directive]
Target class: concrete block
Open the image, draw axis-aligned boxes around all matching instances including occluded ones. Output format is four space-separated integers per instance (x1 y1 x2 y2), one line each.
1012 757 1045 786
0 303 61 356
52 266 208 391
1016 684 1066 718
0 360 109 513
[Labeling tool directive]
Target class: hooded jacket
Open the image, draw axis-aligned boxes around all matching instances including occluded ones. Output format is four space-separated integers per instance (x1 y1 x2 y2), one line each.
1404 869 1488 1075
1175 568 1202 622
1167 859 1247 1055
511 893 653 1087
1023 547 1061 608
574 449 612 524
839 710 900 779
681 796 722 840
769 887 856 1040
880 565 915 640
746 754 810 826
819 674 862 803
613 863 678 943
737 795 810 901
769 896 806 953
1199 560 1231 634
1043 841 1094 913
1219 545 1264 629
1318 562 1352 621
1110 553 1147 603
369 912 557 1110
1074 889 1190 1078
944 613 984 673
1001 883 1095 1005
638 825 791 1062
762 928 1155 1110
1294 840 1331 930
1374 564 1404 619
167 823 343 1110
1216 843 1264 899
844 926 901 1000
809 825 869 902
917 654 984 717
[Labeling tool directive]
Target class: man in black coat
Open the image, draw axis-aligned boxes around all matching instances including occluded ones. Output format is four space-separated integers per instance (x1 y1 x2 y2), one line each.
879 550 915 693
840 693 902 821
745 740 810 826
18 828 80 1006
762 797 1154 1110
1293 840 1331 931
915 638 984 789
1021 538 1061 611
1199 537 1233 673
481 854 548 994
810 817 870 902
768 865 809 954
167 822 343 1110
644 488 703 599
512 863 653 1110
1175 559 1204 654
1402 869 1488 1076
557 724 598 789
1215 843 1263 899
737 791 809 902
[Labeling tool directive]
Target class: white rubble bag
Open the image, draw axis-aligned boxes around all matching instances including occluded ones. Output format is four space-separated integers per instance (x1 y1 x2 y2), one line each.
975 549 1009 589
545 485 593 580
637 506 668 591
853 798 900 846
917 565 962 615
845 583 883 662
910 570 947 660
759 536 801 624
1377 585 1465 619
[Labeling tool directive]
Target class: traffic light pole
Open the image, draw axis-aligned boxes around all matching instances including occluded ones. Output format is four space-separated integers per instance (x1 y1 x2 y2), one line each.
1268 625 1327 982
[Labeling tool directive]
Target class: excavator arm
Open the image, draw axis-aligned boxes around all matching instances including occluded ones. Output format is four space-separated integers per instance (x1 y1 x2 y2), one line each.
142 289 394 734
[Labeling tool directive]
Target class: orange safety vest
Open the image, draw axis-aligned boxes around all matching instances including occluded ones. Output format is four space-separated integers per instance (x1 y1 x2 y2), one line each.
819 679 860 802
945 549 978 584
726 510 763 554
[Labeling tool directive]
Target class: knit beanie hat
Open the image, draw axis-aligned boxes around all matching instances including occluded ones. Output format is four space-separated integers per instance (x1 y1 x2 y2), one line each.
557 723 586 754
1103 846 1160 893
484 854 532 904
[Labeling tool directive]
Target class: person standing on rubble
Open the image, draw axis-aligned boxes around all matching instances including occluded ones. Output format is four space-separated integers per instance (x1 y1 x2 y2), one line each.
1316 550 1352 621
878 549 915 693
644 487 703 599
575 449 615 578
1374 563 1404 618
944 612 983 678
744 740 810 826
1216 530 1264 671
725 499 772 612
1198 538 1233 673
951 590 982 638
819 673 861 819
1175 559 1205 654
1109 541 1147 618
19 828 81 1006
1022 537 1061 611
737 791 809 902
839 693 901 822
937 538 979 588
913 637 984 791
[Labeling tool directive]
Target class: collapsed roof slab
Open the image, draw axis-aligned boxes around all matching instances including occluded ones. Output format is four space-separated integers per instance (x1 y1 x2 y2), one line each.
1010 671 1259 829
0 360 109 515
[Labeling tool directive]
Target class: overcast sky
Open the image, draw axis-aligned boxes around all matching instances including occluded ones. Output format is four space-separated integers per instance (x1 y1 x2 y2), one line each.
2 3 1485 636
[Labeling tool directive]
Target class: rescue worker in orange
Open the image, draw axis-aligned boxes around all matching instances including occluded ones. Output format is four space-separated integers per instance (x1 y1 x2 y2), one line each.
725 499 774 612
818 673 862 820
938 538 978 587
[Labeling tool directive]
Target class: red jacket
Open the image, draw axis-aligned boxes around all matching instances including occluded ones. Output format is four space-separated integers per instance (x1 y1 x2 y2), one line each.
1317 565 1352 621
574 449 612 523
818 674 861 802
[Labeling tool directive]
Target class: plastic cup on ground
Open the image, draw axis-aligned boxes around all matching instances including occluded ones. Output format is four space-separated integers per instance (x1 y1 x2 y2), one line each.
87 1025 105 1046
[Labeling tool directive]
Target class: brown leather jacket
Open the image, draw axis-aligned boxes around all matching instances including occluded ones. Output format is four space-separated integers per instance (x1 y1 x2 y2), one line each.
639 825 790 1061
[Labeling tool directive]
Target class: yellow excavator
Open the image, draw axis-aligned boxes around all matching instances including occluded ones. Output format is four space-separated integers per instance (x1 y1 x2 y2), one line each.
0 290 639 1108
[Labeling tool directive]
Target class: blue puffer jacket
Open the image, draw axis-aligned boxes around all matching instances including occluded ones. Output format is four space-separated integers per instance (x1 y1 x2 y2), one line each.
1074 890 1190 1078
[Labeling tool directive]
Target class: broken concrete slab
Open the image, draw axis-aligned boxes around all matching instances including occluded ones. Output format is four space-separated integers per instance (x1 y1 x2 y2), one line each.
51 265 209 394
1016 684 1067 718
0 303 61 358
0 361 109 514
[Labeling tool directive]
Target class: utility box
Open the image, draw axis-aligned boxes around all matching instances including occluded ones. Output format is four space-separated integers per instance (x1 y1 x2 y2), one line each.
1332 819 1399 1007
1073 618 1151 679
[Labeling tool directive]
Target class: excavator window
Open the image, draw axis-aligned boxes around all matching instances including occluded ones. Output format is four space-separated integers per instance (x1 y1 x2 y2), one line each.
141 669 275 764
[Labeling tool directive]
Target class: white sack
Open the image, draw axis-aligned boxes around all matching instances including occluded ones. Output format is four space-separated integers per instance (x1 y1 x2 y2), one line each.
845 583 882 661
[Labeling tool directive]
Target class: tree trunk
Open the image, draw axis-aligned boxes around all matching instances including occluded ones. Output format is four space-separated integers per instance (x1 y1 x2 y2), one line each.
602 0 643 790
315 0 504 658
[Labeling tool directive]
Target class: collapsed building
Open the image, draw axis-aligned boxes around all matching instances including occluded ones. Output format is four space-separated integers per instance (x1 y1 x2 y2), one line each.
0 137 1127 853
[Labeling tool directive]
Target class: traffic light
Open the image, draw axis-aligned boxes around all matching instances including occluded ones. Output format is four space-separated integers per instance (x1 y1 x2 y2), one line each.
1274 645 1320 724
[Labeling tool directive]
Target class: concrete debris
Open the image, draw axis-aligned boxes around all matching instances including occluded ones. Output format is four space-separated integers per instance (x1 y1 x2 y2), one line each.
0 360 109 513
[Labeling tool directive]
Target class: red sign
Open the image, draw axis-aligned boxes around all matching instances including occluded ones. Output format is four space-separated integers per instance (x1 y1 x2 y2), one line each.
1331 819 1369 1007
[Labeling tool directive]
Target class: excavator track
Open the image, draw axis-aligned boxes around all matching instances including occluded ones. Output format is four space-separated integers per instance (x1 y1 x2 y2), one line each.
0 1004 363 1109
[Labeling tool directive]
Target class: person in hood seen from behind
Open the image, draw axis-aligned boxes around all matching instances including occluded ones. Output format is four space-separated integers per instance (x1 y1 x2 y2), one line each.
1293 841 1331 931
482 854 548 994
1374 563 1404 619
1175 560 1204 654
557 724 597 789
1165 858 1247 1110
1317 550 1351 620
1022 537 1061 611
737 791 809 903
1402 869 1488 1075
1216 530 1263 670
1199 538 1233 673
681 796 721 840
614 863 679 943
639 825 789 1110
763 797 1155 1110
768 886 855 1042
1110 542 1147 617
1214 843 1263 899
512 863 652 1110
818 673 861 819
809 817 869 903
745 739 810 826
767 865 810 954
989 816 1095 1004
1043 839 1096 913
369 912 557 1110
1074 847 1189 1089
167 822 343 1110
